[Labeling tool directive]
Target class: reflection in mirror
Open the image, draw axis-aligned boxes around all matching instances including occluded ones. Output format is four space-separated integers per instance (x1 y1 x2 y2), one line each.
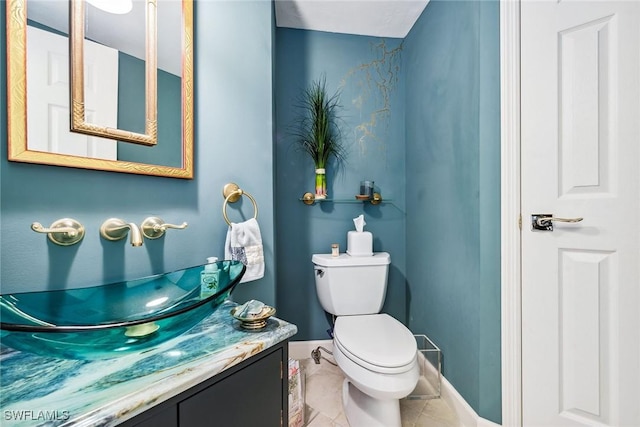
71 0 157 146
6 0 194 178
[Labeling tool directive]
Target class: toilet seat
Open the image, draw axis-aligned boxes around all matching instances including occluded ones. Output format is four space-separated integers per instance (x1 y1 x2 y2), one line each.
334 314 417 375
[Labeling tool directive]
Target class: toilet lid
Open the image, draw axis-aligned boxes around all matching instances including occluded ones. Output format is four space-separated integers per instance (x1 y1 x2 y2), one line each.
334 314 416 369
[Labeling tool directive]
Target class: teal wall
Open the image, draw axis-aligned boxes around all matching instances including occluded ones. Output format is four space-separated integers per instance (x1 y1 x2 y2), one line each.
275 29 406 340
1 1 276 309
404 0 501 423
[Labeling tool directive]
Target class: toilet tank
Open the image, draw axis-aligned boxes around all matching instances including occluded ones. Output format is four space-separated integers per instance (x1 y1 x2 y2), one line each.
312 252 390 316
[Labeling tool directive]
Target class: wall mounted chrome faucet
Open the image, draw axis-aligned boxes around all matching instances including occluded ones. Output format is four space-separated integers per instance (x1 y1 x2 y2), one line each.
141 217 188 239
31 218 85 246
100 218 144 246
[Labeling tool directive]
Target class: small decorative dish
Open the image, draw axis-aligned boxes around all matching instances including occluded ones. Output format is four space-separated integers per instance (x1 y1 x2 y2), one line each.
355 194 370 200
231 305 276 330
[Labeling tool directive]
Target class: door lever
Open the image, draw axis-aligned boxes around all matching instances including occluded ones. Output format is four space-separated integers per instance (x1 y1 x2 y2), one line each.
531 214 583 231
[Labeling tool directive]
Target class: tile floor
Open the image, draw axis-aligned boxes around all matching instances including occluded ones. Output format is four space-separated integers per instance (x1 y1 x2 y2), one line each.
297 357 461 427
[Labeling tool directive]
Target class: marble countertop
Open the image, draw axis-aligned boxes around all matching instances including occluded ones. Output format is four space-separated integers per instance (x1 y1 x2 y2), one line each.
0 300 297 427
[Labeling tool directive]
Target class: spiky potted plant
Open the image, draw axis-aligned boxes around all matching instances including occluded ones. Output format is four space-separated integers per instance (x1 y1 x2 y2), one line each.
292 76 345 199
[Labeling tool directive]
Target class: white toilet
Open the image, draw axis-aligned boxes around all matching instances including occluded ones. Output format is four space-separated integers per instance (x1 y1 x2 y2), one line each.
312 252 419 427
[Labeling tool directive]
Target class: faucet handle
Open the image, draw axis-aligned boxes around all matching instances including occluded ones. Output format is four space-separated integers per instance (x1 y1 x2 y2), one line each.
31 218 85 246
141 217 188 239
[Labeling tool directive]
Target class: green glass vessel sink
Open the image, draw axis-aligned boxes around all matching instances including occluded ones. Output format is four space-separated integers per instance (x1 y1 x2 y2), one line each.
0 261 245 360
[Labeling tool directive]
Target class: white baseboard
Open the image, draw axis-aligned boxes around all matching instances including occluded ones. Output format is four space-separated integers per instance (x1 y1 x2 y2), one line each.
477 418 501 427
440 374 476 427
440 374 500 427
288 339 333 360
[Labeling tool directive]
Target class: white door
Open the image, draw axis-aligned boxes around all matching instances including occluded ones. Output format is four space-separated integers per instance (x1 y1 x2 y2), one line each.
27 25 118 160
521 1 639 426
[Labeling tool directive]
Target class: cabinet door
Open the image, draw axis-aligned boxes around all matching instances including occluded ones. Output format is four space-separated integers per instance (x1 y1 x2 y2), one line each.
134 405 177 427
179 349 283 427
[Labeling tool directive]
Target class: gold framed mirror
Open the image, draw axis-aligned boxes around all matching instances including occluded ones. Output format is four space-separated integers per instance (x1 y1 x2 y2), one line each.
6 0 194 179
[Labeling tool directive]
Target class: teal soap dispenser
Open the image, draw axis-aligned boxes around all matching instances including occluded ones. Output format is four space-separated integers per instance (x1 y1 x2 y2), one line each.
200 257 219 298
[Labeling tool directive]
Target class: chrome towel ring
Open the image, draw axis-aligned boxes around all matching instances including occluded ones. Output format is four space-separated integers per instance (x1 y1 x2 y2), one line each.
222 183 258 226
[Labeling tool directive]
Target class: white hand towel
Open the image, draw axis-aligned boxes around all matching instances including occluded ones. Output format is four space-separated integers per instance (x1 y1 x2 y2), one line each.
224 218 264 283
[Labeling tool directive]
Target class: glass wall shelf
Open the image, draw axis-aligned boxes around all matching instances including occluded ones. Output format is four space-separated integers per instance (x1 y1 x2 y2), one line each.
300 192 385 205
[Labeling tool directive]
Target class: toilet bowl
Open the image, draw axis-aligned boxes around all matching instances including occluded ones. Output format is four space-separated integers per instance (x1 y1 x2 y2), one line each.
333 314 419 427
312 252 419 427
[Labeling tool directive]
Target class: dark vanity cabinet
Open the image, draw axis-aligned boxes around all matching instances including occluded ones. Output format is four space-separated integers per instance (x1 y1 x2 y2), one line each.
122 341 289 427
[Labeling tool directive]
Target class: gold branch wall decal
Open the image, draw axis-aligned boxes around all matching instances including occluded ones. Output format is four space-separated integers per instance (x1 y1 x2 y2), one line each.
339 39 403 157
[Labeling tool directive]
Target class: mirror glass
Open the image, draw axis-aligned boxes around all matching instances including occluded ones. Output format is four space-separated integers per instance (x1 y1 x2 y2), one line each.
70 0 159 146
6 0 194 178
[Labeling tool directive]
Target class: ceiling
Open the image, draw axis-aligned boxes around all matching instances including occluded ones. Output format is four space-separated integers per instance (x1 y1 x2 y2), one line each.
274 0 430 38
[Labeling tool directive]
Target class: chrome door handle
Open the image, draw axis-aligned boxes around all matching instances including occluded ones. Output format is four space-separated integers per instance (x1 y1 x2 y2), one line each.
531 214 583 231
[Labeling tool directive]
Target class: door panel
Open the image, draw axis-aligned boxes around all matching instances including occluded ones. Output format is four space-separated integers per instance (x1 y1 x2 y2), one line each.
558 15 613 197
521 1 639 426
558 249 616 424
